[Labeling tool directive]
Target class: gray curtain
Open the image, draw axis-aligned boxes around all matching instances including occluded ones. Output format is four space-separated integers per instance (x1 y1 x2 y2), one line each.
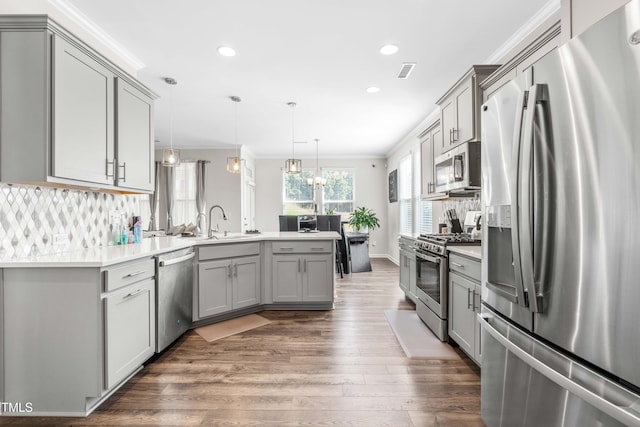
195 160 208 236
165 165 175 230
148 161 161 230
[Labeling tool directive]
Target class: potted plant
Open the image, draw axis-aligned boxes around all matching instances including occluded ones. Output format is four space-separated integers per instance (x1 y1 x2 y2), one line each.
348 206 380 233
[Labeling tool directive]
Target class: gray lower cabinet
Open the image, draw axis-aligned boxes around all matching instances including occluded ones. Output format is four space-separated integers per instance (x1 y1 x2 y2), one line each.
272 241 333 303
272 254 333 302
104 277 155 389
196 243 262 320
448 253 482 364
0 256 156 416
398 237 417 303
197 255 261 318
0 16 155 193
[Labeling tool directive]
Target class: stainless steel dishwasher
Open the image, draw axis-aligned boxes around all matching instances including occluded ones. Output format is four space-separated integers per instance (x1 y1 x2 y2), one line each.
155 247 195 352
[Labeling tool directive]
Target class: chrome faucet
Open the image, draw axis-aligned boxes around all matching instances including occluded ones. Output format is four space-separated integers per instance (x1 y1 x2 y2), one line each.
208 205 228 237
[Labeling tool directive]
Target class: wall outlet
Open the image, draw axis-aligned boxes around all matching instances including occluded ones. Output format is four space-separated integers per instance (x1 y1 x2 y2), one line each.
109 210 121 225
371 240 377 247
53 233 68 245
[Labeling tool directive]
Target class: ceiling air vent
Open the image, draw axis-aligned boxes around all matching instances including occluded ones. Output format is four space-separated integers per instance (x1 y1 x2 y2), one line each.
397 62 416 79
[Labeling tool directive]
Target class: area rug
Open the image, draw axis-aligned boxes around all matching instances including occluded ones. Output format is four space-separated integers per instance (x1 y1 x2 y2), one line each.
384 310 460 359
194 314 271 342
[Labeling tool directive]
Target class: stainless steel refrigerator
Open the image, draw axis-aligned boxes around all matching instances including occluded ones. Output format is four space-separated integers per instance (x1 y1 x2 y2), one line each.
480 1 640 425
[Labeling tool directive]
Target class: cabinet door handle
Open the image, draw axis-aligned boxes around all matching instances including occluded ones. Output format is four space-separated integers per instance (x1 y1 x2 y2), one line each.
311 247 325 251
452 128 458 142
304 259 307 273
471 289 477 311
298 258 301 272
234 263 238 277
467 288 472 309
106 158 115 179
118 162 127 182
125 288 145 299
449 128 453 143
228 264 233 278
280 247 294 251
123 270 146 278
451 262 464 268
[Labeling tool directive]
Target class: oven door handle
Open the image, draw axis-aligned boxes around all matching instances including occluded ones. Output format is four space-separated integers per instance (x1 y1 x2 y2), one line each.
416 252 441 263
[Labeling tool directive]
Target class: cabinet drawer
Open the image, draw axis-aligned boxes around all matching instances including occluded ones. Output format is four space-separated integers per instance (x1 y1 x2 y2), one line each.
104 258 155 292
198 242 260 261
449 253 481 281
272 240 332 254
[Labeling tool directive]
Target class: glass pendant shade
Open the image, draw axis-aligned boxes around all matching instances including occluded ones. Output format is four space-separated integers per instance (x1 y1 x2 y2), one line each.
162 147 181 167
285 158 302 174
227 96 243 174
227 156 242 173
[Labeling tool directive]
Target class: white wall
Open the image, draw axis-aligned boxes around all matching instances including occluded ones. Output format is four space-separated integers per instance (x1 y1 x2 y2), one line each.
254 157 388 256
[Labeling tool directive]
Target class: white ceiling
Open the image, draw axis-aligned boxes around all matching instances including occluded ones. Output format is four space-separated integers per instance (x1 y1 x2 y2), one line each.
64 0 553 158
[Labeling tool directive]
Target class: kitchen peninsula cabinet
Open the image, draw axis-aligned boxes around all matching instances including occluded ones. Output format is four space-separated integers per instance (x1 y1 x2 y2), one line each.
436 65 499 152
195 242 261 320
103 259 156 389
0 256 157 416
271 241 334 304
0 16 155 193
448 252 482 364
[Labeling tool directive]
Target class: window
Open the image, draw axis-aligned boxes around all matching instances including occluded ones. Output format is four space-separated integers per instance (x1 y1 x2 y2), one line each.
398 152 433 235
173 162 197 226
138 195 157 231
413 150 432 234
283 169 316 215
398 155 413 234
322 168 354 219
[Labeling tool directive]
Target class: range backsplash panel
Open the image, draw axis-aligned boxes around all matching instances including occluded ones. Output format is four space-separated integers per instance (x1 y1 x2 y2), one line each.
0 183 140 260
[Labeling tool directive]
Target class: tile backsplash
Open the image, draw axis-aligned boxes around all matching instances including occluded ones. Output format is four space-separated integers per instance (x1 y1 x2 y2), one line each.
0 183 140 260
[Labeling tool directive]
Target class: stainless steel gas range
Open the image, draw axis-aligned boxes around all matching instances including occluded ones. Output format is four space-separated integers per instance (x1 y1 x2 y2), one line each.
414 233 480 341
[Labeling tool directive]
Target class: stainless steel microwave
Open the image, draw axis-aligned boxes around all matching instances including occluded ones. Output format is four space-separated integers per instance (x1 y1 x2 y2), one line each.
434 142 481 194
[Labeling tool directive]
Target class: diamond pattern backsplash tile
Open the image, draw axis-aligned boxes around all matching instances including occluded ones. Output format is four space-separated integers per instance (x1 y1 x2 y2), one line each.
0 183 141 260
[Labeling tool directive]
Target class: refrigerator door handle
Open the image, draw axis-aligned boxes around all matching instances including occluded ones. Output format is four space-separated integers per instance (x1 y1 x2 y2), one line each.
509 89 529 308
479 313 640 427
519 83 547 313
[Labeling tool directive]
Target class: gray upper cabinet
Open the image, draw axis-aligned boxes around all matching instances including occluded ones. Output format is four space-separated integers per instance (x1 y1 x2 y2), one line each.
116 79 154 191
53 36 115 185
0 16 156 193
420 121 446 200
436 65 499 152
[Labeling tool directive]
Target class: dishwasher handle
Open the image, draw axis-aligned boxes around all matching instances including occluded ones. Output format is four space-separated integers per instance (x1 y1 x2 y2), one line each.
158 252 195 267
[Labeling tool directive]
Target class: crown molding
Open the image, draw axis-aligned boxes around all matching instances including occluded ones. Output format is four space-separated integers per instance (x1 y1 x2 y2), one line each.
48 0 145 71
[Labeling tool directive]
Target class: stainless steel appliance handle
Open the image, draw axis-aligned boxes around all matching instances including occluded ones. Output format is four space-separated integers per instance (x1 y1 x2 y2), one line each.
509 89 529 309
453 154 464 181
158 252 195 267
520 84 547 313
479 314 640 426
416 252 440 264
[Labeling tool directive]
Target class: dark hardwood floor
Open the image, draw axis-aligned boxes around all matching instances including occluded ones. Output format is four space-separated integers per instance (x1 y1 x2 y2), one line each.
3 258 483 426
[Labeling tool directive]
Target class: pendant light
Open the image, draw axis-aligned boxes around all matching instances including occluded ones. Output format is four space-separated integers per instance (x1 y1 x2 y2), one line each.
284 102 302 174
226 95 243 174
307 139 326 188
162 77 181 167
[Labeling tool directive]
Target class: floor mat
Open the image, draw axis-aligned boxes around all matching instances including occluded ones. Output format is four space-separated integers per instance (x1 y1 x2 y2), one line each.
384 310 460 359
194 314 272 342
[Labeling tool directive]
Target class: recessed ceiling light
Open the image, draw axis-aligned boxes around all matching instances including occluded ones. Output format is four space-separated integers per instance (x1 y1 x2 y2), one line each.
380 44 399 55
217 46 236 57
366 86 380 93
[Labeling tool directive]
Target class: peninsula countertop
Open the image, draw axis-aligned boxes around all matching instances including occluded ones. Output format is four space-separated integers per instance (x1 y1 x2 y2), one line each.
0 231 341 268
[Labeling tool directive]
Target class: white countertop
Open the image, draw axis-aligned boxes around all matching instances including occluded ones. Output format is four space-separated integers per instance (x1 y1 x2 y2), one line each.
0 231 341 268
448 245 482 260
